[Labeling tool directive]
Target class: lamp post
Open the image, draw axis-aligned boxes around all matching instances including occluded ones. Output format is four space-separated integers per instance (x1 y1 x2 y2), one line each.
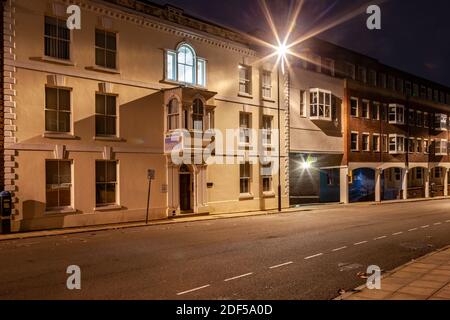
276 44 287 212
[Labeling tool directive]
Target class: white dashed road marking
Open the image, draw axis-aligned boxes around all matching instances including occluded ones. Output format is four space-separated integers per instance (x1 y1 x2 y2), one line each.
392 232 403 236
269 261 294 269
434 222 442 225
177 285 210 296
304 253 323 260
408 228 418 232
332 246 347 252
354 241 368 246
224 273 253 282
374 236 387 240
421 225 430 229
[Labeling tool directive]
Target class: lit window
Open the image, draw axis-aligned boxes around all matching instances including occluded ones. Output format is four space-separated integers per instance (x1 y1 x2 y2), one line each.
95 94 117 137
239 65 252 94
350 97 358 117
435 139 448 156
424 140 430 154
167 99 180 131
45 87 71 133
192 99 204 131
261 70 272 99
95 29 117 69
239 112 251 144
434 113 448 131
240 162 251 194
165 43 206 86
46 160 72 210
95 160 117 207
45 16 70 60
389 134 406 154
310 88 332 121
388 104 405 125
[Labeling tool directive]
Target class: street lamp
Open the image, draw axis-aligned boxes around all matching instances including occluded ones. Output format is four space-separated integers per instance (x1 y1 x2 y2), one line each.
276 43 287 212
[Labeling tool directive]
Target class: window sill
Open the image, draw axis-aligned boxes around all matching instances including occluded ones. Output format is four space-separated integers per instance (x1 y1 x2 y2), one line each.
160 79 206 90
238 92 253 99
43 132 79 140
86 66 121 74
262 97 276 103
94 205 122 212
262 191 276 198
239 193 254 200
45 208 76 215
33 56 76 66
94 136 126 142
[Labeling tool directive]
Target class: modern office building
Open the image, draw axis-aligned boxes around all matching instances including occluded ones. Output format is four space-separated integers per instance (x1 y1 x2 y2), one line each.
1 0 289 232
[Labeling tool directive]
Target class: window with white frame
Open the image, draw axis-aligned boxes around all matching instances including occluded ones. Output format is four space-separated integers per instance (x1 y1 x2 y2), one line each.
361 100 370 119
389 134 406 154
351 132 359 151
434 113 448 131
261 70 272 99
167 98 180 131
240 162 251 194
95 160 118 207
261 163 273 192
239 112 251 144
299 90 306 117
435 139 448 156
45 160 72 210
382 135 388 153
239 65 252 95
205 108 215 131
165 43 206 87
362 134 370 151
309 89 332 120
262 115 272 146
416 138 422 153
424 139 430 154
372 134 380 152
388 104 405 124
350 97 358 117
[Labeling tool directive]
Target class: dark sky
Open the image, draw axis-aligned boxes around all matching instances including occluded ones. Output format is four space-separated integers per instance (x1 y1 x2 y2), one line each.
150 0 450 87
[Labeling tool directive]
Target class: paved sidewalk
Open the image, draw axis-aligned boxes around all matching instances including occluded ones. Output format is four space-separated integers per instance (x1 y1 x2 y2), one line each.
337 246 450 300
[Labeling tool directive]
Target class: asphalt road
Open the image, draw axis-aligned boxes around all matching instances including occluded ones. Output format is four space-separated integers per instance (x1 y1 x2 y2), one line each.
1 200 450 300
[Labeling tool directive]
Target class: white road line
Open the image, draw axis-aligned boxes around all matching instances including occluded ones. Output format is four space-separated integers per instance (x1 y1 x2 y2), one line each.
374 236 387 240
269 261 293 269
392 232 403 236
332 246 347 252
177 285 210 296
304 253 323 260
408 228 418 232
434 222 442 226
446 220 450 223
354 241 368 246
224 272 253 282
421 225 430 229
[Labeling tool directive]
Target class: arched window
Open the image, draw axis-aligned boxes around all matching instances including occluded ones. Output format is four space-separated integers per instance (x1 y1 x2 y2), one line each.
167 98 179 131
192 99 204 131
177 44 195 84
165 43 207 87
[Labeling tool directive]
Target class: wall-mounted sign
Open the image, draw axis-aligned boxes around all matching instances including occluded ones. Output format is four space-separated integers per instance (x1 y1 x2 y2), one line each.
164 131 183 154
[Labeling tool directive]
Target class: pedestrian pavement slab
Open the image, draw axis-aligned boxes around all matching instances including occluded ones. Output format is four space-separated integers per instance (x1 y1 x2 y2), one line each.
336 246 450 300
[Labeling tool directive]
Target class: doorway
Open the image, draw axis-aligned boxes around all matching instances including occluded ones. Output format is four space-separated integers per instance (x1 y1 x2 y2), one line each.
179 165 192 212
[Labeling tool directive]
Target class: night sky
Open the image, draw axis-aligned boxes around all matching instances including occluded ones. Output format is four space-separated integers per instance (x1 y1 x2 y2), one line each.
149 0 450 87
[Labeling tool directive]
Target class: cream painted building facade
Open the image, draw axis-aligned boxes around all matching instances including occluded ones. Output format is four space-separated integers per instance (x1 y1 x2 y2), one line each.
2 0 289 231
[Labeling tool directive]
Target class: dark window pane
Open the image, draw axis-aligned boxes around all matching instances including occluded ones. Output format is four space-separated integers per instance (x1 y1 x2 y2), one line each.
96 183 107 205
95 30 105 48
105 51 116 69
95 48 105 67
58 112 71 132
105 117 116 136
45 88 57 109
106 96 116 115
45 17 57 36
45 110 58 132
45 38 57 57
59 161 71 184
46 161 59 185
95 94 106 114
106 183 116 204
46 189 59 208
95 115 106 135
106 33 116 50
58 89 71 111
58 187 71 207
107 162 117 182
96 161 106 183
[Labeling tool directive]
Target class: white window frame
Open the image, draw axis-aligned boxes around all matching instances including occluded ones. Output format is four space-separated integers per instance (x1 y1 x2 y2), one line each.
435 139 448 156
388 104 405 125
372 133 380 152
389 134 406 154
350 97 359 117
382 134 388 153
239 64 252 95
434 113 448 131
361 100 370 119
239 112 252 145
261 70 272 100
309 88 332 121
372 102 380 120
362 133 370 152
351 132 359 151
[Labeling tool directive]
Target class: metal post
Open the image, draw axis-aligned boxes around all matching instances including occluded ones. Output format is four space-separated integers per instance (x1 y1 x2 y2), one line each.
145 179 152 224
277 68 282 212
